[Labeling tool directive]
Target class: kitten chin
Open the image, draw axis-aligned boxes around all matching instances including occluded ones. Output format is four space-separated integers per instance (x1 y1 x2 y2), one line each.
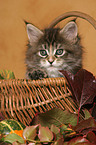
46 67 64 78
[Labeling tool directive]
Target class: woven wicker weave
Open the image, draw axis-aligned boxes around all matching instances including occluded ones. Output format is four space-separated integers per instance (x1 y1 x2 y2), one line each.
0 78 78 126
0 11 96 126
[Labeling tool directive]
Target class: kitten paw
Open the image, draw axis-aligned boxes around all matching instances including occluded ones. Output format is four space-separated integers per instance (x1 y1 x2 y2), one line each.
26 69 48 80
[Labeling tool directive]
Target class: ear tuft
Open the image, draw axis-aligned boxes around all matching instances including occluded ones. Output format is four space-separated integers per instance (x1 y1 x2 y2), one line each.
26 24 43 44
60 21 78 41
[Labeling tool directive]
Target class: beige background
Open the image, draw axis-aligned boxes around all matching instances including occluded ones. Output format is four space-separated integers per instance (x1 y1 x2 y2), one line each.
0 0 96 79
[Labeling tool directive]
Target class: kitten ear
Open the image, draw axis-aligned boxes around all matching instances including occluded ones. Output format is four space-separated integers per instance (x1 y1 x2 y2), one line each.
26 24 43 44
60 21 78 42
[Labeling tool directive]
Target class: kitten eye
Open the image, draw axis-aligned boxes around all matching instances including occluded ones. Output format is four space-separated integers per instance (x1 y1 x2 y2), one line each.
55 49 63 56
40 50 47 57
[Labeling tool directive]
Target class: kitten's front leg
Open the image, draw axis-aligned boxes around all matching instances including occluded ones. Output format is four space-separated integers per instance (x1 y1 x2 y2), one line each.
26 69 48 80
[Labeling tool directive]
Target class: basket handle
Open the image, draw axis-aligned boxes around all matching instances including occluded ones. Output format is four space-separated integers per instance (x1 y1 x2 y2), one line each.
48 11 96 29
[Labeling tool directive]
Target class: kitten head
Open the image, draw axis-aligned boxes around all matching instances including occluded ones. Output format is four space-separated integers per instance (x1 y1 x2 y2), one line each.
26 21 83 78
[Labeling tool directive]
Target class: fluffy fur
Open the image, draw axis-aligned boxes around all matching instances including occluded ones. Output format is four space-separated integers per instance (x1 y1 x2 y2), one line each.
25 21 83 80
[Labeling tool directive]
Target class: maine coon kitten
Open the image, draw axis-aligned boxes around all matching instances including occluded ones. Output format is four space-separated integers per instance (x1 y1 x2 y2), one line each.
25 21 83 80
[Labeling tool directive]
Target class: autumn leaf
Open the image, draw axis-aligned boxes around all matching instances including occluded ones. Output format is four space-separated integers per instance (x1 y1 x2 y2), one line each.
38 125 53 142
3 133 24 144
53 137 64 145
0 70 15 79
83 109 92 120
72 117 96 135
23 125 38 140
51 124 60 135
31 108 77 127
51 124 61 140
86 131 96 144
60 69 96 109
68 136 92 145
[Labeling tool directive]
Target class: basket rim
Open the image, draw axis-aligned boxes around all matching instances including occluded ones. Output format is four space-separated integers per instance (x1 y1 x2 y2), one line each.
48 11 96 29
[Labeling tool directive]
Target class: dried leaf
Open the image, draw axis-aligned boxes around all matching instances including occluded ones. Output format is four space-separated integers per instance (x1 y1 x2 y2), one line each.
73 117 96 134
51 124 60 135
86 131 96 144
0 70 15 79
68 136 92 145
83 109 92 120
23 125 38 140
53 137 64 145
38 125 53 142
31 108 77 127
51 124 61 140
60 69 96 108
3 133 24 144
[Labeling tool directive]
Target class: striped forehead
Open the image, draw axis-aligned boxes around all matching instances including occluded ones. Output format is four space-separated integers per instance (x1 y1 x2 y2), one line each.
42 43 60 50
42 43 57 54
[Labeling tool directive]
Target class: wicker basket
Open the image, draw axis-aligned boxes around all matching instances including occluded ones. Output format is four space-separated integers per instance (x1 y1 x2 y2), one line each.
0 11 96 126
0 78 78 126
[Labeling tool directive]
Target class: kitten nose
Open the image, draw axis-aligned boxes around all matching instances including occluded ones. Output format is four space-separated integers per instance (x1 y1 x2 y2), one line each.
48 56 55 65
48 58 54 64
49 60 54 64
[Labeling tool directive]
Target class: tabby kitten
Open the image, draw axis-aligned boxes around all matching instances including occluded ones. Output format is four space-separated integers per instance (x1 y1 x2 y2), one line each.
25 21 83 80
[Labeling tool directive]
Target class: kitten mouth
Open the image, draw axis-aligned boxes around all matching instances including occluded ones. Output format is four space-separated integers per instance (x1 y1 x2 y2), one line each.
48 65 58 69
49 65 55 68
49 65 53 67
49 64 60 68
